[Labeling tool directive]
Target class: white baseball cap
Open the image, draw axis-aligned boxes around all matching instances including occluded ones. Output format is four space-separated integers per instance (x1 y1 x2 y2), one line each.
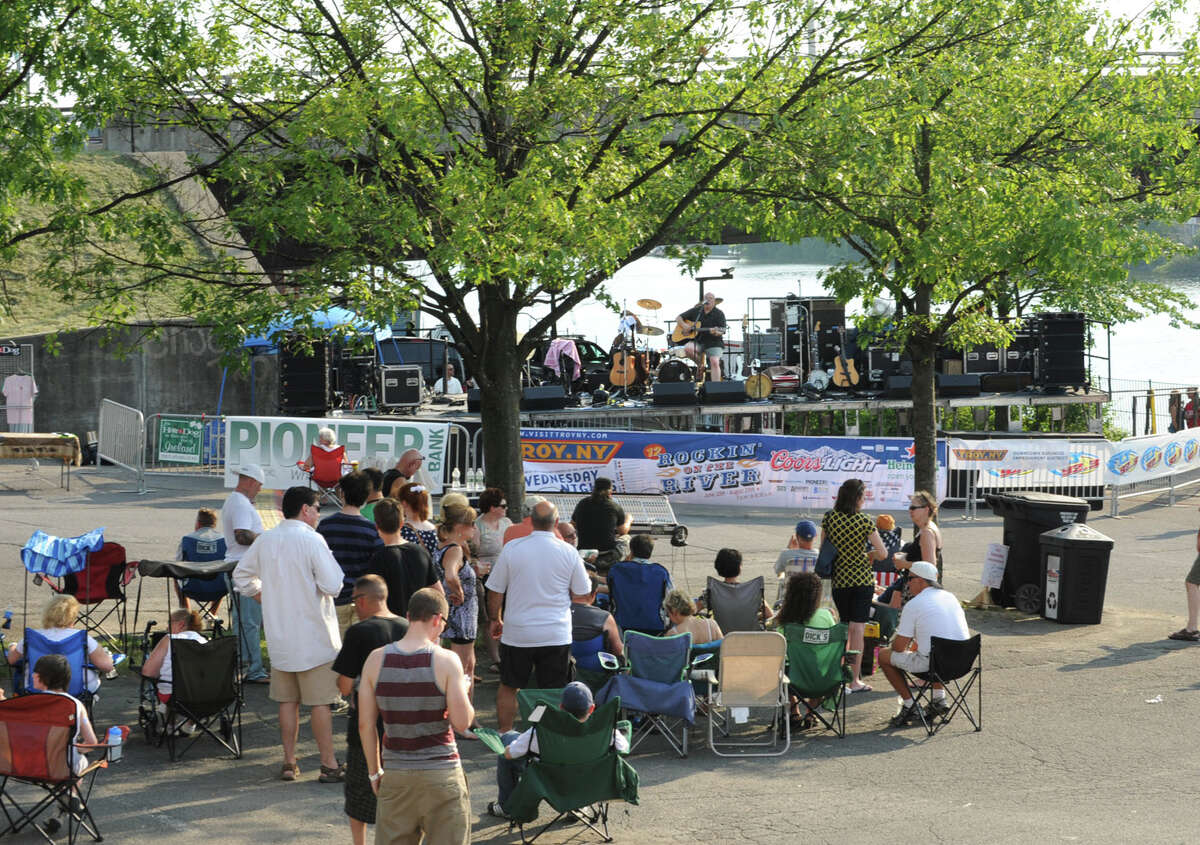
237 464 266 484
908 560 940 584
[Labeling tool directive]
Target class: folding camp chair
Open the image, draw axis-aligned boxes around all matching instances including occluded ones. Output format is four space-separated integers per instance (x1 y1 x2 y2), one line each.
60 543 133 654
14 630 95 722
298 444 348 508
501 697 638 844
177 534 230 628
908 634 983 736
606 561 671 636
706 576 766 634
571 636 613 693
706 631 790 757
595 632 701 757
141 637 242 761
782 622 850 738
0 694 108 844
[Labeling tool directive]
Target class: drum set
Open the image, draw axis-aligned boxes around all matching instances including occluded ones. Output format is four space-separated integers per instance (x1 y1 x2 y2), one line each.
606 297 721 394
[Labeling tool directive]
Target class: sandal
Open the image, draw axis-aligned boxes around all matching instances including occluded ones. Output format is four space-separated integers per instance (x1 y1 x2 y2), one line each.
280 762 299 781
845 682 873 694
319 762 346 783
1168 628 1200 641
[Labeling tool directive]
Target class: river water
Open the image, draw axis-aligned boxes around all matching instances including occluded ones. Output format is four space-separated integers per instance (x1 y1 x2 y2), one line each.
541 243 1200 389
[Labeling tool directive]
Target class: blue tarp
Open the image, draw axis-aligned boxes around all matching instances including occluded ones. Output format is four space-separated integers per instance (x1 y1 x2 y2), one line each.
241 307 393 350
21 528 105 577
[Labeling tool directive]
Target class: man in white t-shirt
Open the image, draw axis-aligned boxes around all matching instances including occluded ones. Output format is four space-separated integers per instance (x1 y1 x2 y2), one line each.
222 464 268 683
486 500 591 732
878 560 970 727
432 363 464 395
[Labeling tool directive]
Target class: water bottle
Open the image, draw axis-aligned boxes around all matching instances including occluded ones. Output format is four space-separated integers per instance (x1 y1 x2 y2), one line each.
451 468 461 489
107 726 123 762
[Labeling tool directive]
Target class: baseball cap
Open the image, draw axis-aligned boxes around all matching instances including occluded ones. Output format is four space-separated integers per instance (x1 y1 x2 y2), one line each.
908 561 940 584
794 519 817 540
237 464 266 484
559 682 594 718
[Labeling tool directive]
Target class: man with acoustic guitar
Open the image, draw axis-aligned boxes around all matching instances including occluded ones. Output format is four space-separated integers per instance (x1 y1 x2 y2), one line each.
674 292 727 381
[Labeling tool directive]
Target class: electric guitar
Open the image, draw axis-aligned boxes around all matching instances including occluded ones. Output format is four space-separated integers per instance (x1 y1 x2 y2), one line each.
831 326 859 388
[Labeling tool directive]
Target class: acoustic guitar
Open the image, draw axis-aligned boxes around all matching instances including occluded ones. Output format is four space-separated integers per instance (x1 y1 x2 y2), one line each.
608 349 647 387
671 307 727 345
831 326 859 388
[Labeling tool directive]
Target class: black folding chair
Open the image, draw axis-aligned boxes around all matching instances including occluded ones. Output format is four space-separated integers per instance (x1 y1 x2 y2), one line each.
909 634 982 736
144 637 242 762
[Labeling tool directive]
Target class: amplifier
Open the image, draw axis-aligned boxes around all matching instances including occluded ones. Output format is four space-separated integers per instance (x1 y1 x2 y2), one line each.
651 382 696 405
520 385 569 411
937 373 982 397
867 347 911 386
337 359 376 395
981 371 1033 392
380 365 423 407
744 331 784 365
700 380 748 404
885 375 912 399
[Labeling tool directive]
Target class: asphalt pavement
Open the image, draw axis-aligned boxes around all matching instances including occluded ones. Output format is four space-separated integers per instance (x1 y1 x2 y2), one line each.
1 464 1199 844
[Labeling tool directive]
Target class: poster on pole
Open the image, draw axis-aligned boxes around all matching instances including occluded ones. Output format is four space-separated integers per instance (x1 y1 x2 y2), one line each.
224 416 449 490
522 428 947 511
156 417 204 465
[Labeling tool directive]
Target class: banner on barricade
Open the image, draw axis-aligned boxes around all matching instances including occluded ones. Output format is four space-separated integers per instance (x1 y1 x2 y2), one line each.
522 428 947 510
948 430 1200 487
224 416 449 490
157 417 204 465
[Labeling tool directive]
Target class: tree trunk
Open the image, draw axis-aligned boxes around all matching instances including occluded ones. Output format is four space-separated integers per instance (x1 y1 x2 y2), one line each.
474 292 526 523
908 283 939 497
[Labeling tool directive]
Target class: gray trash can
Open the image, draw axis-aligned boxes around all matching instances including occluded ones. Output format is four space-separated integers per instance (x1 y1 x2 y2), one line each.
986 491 1091 612
1039 523 1115 624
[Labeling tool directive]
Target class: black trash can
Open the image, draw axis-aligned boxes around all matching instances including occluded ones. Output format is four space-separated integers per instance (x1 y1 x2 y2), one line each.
985 491 1091 612
1039 523 1115 624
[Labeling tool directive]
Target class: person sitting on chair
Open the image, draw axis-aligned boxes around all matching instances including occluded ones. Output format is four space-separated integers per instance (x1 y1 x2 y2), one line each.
6 596 114 697
432 363 464 395
773 571 836 730
174 507 225 614
571 574 624 658
32 654 98 775
141 609 207 700
487 681 629 820
877 561 970 727
695 548 771 621
773 520 819 607
663 589 722 645
301 427 340 472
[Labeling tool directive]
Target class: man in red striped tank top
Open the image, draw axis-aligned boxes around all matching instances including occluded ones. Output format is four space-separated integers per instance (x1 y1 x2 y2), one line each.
358 587 474 845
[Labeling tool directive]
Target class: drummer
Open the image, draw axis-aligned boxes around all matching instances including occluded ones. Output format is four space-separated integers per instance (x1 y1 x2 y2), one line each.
676 292 727 381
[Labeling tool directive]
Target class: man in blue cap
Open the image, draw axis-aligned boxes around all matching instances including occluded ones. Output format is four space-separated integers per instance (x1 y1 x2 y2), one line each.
486 682 630 819
773 519 820 606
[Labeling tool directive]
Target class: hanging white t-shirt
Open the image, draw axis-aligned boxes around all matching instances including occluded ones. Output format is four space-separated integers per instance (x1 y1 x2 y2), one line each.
2 373 37 429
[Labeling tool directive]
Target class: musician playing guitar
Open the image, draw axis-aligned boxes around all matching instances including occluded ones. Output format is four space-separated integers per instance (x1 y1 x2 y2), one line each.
674 291 728 381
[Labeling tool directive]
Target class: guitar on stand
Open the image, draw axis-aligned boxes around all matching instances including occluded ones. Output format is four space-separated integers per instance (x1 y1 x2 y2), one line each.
831 326 859 388
804 318 830 398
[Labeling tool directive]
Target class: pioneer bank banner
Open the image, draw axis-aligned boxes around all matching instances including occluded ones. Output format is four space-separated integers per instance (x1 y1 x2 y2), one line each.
522 428 947 510
225 416 449 490
948 430 1200 486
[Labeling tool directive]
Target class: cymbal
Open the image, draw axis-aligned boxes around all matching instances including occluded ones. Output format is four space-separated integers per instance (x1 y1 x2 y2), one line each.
637 325 664 336
637 298 663 310
712 297 724 306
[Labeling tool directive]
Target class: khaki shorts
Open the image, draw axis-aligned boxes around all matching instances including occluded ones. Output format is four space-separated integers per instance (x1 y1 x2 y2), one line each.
337 602 357 636
1187 554 1200 586
889 650 930 674
269 661 339 706
375 766 469 845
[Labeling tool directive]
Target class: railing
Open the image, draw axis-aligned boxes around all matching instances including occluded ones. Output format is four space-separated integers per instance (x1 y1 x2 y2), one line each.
144 413 227 476
97 399 146 493
1093 376 1196 438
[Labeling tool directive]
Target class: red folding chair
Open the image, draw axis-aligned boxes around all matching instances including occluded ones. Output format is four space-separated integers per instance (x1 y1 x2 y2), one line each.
0 694 108 844
60 543 134 654
297 444 348 507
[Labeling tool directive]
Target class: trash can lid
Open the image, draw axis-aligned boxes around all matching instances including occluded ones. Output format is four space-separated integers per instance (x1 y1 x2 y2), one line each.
1039 522 1115 547
992 490 1090 506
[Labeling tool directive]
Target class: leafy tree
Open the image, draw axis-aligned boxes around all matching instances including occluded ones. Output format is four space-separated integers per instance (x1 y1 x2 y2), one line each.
741 0 1200 492
61 0 1065 506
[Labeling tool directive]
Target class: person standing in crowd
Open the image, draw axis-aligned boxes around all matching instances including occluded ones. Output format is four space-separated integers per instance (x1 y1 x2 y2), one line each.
221 465 268 685
333 575 408 845
901 490 944 582
394 448 435 489
571 477 632 571
397 482 439 557
318 471 384 636
487 501 591 732
359 467 385 522
1168 504 1200 641
233 486 345 784
1186 388 1200 428
367 498 441 618
358 588 473 845
475 487 512 672
435 503 481 740
821 478 888 693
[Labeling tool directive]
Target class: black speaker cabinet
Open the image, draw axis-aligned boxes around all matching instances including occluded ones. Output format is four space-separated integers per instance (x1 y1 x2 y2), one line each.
803 297 845 333
467 388 481 412
1003 330 1038 373
651 382 697 405
700 380 748 404
885 375 912 399
744 332 783 365
1035 312 1086 388
964 342 1002 374
937 373 982 397
981 371 1033 392
520 385 569 411
380 365 423 407
279 340 331 413
867 347 911 387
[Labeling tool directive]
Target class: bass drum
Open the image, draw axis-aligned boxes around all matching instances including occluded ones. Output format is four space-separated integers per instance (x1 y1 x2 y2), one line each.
657 359 696 383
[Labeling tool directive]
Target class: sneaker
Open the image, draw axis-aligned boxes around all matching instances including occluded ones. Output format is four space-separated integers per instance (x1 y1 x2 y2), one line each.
331 697 350 715
486 801 511 821
926 698 951 718
888 702 921 728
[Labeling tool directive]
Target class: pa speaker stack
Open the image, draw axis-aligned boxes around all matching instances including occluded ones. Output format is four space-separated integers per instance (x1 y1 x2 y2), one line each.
1034 312 1087 391
279 339 331 414
700 381 747 404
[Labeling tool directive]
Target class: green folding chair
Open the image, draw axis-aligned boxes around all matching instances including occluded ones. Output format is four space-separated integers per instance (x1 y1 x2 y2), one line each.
781 621 850 738
501 698 639 844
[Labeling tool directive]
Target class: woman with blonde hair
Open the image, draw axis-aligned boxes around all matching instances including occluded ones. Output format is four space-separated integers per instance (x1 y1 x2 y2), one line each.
436 502 481 738
895 489 944 582
5 595 115 694
663 589 722 644
141 609 207 699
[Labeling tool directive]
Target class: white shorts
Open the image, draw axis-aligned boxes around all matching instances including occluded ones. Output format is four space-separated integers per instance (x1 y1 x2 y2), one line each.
889 650 930 674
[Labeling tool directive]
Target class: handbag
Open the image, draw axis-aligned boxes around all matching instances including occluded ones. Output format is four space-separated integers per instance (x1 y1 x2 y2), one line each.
815 515 836 578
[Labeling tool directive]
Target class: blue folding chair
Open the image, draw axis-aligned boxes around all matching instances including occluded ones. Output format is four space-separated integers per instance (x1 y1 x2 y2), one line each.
178 535 230 626
571 634 613 693
606 561 671 636
596 631 699 757
15 628 94 719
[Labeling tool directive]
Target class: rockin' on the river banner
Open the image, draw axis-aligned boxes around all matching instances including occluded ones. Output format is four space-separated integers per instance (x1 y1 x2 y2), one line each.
522 428 947 510
948 430 1200 487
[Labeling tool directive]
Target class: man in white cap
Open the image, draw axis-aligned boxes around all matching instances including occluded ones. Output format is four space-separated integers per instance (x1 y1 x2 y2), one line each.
877 560 969 727
222 464 269 684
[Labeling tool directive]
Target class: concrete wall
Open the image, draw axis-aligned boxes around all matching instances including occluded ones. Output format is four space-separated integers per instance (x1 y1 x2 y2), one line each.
8 325 278 439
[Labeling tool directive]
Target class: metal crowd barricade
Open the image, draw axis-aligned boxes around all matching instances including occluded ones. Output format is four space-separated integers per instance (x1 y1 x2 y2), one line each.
1108 456 1200 516
97 399 147 493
